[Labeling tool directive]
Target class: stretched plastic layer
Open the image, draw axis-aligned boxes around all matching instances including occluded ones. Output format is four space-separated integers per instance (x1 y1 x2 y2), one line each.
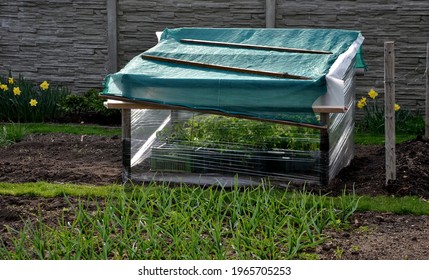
126 109 323 186
102 28 364 125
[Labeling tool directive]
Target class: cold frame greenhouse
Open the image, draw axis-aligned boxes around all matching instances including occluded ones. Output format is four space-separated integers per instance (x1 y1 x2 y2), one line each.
101 28 365 186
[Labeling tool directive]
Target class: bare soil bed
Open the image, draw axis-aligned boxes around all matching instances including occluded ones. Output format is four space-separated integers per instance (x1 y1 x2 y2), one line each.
1 133 429 259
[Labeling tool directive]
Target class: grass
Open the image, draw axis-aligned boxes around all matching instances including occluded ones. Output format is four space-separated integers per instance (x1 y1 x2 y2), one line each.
0 123 28 146
354 132 417 145
0 182 359 260
356 195 429 215
0 182 121 197
0 123 120 142
0 122 427 259
2 181 428 216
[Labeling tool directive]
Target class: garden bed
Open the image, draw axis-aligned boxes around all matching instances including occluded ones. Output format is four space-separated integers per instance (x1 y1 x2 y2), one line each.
1 133 429 259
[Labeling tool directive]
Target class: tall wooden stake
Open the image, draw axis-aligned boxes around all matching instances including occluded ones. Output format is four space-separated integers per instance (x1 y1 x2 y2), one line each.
384 42 396 184
425 43 429 139
266 0 276 28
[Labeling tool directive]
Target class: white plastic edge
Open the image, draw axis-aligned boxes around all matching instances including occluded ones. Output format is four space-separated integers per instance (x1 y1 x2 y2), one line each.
312 33 365 110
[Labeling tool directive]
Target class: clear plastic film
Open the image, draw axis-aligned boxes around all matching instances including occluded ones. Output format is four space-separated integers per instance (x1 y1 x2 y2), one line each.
124 109 323 186
327 58 357 181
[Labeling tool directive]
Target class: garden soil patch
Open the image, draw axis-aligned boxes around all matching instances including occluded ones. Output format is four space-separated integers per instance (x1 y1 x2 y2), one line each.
1 133 429 259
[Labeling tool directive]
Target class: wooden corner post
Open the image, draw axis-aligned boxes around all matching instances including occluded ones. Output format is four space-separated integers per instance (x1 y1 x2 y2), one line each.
384 41 396 184
320 113 330 186
122 109 131 183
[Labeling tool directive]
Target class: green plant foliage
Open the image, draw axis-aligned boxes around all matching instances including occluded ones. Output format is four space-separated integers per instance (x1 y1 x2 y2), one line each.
0 123 27 147
84 88 120 117
0 72 70 122
60 94 88 115
0 182 360 260
356 88 424 135
59 88 120 123
162 114 320 151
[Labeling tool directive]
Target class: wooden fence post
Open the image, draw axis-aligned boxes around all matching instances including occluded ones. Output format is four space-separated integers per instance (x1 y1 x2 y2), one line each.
425 43 429 140
384 41 396 184
266 0 276 28
107 0 118 73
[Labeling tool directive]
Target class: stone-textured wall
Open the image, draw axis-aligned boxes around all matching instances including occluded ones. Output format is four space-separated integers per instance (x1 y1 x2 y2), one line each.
1 0 428 111
117 0 266 67
277 0 429 109
0 0 108 94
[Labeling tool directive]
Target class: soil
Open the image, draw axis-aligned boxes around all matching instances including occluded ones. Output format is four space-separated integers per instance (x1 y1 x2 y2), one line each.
1 133 429 259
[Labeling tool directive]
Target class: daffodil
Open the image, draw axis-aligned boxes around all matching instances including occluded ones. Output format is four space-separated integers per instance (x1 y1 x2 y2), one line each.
29 99 38 107
40 81 49 90
394 104 400 111
357 100 365 109
8 77 14 84
13 87 21 96
0 84 8 91
368 89 378 99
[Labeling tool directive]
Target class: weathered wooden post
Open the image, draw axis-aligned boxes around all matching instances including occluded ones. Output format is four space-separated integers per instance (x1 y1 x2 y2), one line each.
384 41 396 184
107 0 118 73
425 43 429 140
266 0 276 28
319 113 330 186
107 0 131 182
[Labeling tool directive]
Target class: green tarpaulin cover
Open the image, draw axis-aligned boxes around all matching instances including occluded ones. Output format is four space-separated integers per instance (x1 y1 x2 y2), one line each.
102 28 364 124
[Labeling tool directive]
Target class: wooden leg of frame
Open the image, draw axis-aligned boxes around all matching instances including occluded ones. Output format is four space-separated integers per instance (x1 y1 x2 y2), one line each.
122 109 132 183
320 113 330 186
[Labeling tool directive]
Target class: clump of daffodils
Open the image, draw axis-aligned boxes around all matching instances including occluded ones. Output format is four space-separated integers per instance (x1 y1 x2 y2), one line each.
357 88 400 112
356 88 403 132
0 75 51 109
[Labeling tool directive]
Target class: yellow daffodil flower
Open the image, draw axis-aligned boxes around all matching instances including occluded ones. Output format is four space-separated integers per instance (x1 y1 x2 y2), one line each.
0 84 8 91
13 87 21 96
29 99 38 107
394 104 400 111
40 81 49 90
357 100 365 109
8 77 14 84
368 89 378 99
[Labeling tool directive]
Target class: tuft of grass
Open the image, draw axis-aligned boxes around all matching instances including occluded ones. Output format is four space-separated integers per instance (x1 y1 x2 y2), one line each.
355 132 417 145
20 123 121 137
0 182 122 197
1 123 120 139
0 182 360 260
356 195 429 215
0 123 27 147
